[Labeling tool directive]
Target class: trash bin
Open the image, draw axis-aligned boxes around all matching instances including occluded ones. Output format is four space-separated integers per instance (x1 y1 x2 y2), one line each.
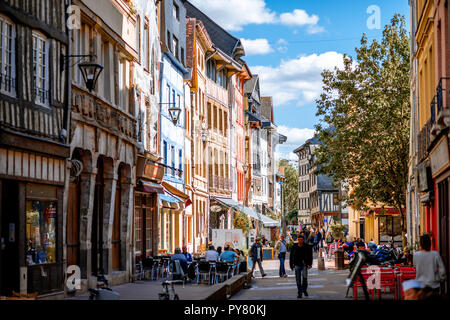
335 249 344 270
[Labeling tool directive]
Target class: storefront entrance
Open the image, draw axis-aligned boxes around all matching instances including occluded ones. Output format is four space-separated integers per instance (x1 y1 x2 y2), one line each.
0 180 20 296
134 193 158 259
438 178 449 295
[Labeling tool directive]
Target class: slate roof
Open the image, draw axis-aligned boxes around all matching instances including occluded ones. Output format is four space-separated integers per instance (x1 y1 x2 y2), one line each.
243 75 258 95
261 97 273 122
183 1 244 59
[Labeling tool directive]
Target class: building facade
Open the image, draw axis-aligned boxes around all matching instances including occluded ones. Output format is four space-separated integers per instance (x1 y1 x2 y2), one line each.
0 0 70 297
67 0 138 290
410 0 450 295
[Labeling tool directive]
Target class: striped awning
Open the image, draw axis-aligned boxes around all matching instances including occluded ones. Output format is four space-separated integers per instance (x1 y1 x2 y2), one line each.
159 192 184 211
212 197 280 227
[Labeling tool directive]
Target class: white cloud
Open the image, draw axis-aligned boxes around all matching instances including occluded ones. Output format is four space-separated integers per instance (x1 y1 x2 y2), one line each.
251 51 345 106
189 0 276 31
277 126 315 146
279 9 319 26
240 38 273 55
189 1 324 33
277 39 288 45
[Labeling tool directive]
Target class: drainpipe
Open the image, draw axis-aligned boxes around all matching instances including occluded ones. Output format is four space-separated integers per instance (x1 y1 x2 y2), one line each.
62 0 72 145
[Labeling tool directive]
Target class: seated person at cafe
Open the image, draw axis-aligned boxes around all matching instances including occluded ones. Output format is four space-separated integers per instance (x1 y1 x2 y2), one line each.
355 238 366 249
182 246 193 263
220 246 238 263
171 247 188 274
205 245 219 262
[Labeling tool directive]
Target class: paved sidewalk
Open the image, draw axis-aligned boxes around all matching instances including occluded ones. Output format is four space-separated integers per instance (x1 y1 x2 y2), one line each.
66 279 224 300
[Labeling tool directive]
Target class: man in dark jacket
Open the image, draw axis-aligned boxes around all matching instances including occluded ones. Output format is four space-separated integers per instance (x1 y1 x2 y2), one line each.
250 238 267 278
290 235 313 299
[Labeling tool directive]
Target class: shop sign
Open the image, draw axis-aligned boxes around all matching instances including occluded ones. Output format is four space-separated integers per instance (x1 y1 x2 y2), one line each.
430 136 450 178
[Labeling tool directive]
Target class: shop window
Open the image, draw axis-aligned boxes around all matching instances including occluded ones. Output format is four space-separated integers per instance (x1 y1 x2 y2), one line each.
26 200 57 265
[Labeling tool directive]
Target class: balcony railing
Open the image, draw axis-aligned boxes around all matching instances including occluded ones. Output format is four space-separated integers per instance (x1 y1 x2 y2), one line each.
209 175 231 192
436 77 450 113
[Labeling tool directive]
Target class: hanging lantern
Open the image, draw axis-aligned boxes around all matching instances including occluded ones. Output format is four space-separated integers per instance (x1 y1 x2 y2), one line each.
78 62 104 92
168 106 182 126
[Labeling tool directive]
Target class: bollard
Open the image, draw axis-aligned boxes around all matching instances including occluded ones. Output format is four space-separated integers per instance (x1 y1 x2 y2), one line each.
318 248 325 271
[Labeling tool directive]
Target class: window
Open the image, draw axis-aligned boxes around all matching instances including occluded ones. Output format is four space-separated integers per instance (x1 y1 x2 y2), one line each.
163 141 168 165
179 149 182 172
143 23 149 70
26 200 57 265
32 32 49 106
172 36 179 60
180 47 185 66
173 2 180 21
0 16 15 96
171 145 175 171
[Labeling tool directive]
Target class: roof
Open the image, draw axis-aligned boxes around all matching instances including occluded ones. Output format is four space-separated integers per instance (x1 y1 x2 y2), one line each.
243 75 258 95
293 137 319 154
183 1 245 60
261 97 273 122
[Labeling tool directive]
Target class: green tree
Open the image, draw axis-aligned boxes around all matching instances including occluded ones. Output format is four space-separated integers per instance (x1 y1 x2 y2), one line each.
278 159 299 217
314 15 410 246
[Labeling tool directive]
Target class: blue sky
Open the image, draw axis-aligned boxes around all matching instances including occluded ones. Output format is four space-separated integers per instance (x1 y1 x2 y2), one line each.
189 0 410 161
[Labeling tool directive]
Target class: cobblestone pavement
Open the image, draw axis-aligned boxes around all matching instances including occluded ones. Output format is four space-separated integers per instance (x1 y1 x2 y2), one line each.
232 255 353 300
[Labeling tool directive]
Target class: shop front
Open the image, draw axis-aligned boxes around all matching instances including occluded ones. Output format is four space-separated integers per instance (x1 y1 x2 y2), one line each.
158 193 185 254
362 208 404 247
134 157 165 263
0 139 68 297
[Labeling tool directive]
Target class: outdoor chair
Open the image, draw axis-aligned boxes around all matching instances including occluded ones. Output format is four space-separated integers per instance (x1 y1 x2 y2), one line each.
133 261 145 281
353 266 375 300
169 260 187 285
375 268 396 300
142 258 154 280
215 262 232 284
197 261 215 285
396 267 416 300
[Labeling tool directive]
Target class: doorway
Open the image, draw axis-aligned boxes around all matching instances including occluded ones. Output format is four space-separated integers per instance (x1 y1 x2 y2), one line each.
0 180 20 296
438 178 449 296
91 158 104 276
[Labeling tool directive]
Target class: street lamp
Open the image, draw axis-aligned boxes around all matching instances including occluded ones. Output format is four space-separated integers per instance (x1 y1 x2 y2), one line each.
168 106 182 126
78 62 104 92
243 163 249 174
61 54 104 92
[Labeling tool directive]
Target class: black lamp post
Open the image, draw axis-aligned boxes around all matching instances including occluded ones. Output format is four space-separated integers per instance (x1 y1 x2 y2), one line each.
78 61 104 92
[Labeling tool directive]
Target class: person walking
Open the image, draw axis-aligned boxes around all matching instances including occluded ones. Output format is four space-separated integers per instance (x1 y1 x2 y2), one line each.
313 230 321 253
250 238 267 278
307 230 315 247
275 235 288 278
413 234 447 298
320 227 326 249
289 235 313 299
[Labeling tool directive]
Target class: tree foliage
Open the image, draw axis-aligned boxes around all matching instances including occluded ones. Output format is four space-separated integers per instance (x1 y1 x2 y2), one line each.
233 210 251 234
314 15 410 243
278 159 299 216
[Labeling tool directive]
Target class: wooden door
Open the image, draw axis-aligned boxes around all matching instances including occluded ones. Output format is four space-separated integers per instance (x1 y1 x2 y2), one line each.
438 178 449 295
112 183 121 270
67 181 80 267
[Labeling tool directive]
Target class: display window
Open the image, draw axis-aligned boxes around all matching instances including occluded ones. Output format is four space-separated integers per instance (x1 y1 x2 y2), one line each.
378 215 402 243
26 200 57 265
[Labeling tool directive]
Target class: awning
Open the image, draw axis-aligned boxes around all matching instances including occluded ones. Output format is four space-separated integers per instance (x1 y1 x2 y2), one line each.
162 181 192 208
361 208 404 216
159 192 184 211
212 197 280 227
136 180 164 194
261 121 276 131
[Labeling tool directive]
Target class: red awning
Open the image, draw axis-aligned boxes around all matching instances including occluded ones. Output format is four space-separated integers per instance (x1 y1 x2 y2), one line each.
137 180 164 194
362 208 404 216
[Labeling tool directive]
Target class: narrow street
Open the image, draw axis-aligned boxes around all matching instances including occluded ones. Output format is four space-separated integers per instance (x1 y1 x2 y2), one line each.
232 254 350 300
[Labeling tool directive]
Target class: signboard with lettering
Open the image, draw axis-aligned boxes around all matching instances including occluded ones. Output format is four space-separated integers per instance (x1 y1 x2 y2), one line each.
430 136 450 178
